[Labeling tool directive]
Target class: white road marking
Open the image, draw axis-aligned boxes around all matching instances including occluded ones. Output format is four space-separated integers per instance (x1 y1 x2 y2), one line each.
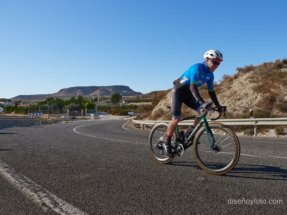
0 159 88 215
74 122 287 160
203 151 287 160
121 120 132 131
73 123 142 145
241 153 287 160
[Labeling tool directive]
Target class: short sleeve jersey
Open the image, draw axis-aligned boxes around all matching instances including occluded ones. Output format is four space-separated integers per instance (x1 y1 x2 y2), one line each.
178 62 214 91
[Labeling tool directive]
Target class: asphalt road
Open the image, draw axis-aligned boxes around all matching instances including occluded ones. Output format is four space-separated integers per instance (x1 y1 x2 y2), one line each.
0 117 286 215
0 116 38 129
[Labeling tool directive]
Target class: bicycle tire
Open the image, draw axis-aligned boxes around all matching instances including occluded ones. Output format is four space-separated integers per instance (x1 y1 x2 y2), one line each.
192 123 240 175
148 123 174 164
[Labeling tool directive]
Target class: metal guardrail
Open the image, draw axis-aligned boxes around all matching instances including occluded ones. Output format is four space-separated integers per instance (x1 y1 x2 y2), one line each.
132 118 287 136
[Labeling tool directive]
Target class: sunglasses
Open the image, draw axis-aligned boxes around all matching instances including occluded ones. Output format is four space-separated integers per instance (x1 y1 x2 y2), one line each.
211 59 221 65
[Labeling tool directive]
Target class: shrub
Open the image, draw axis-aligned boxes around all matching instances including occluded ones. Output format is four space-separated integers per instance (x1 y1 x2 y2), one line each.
240 65 255 73
244 128 255 136
274 60 283 69
136 105 153 118
111 93 122 104
221 74 233 83
276 101 287 112
275 127 287 135
255 92 277 111
254 109 271 118
4 106 15 113
97 104 137 116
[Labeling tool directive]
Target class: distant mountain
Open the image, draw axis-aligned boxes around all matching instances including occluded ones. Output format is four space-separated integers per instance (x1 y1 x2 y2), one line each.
12 85 142 101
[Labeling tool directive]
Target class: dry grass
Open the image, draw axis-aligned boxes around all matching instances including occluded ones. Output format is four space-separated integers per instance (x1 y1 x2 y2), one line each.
150 108 169 120
151 90 169 107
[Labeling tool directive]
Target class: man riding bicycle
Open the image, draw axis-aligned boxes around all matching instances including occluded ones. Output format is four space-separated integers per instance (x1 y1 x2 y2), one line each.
164 49 224 156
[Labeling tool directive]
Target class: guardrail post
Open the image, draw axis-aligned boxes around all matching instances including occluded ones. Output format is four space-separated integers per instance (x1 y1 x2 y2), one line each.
254 125 257 136
253 119 258 136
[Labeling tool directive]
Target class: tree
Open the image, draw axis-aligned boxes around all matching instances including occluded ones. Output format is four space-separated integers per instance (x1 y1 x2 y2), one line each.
84 102 95 109
111 93 122 104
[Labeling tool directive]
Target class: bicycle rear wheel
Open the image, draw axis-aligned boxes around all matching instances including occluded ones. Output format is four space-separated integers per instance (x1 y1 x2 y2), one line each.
149 123 174 164
192 124 240 175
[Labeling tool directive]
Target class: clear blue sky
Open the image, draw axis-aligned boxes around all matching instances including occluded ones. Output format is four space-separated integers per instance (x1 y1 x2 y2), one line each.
1 0 287 98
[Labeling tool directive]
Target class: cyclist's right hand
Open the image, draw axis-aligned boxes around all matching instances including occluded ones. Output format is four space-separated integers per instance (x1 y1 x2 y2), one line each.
200 101 210 108
197 101 211 112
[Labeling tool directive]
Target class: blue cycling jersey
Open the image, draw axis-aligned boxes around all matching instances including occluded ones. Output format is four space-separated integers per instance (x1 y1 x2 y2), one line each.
178 62 214 91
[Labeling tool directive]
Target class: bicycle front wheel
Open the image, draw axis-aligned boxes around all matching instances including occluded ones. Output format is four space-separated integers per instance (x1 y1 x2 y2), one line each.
149 123 173 164
192 124 240 175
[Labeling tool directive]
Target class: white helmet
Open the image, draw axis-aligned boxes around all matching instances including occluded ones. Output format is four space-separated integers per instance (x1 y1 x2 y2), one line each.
203 50 223 61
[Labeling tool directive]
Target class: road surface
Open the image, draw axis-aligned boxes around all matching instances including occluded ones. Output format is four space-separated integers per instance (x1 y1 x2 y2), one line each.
0 117 286 214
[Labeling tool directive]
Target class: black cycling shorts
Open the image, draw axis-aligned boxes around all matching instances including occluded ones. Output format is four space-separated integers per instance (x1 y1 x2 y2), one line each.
171 85 200 119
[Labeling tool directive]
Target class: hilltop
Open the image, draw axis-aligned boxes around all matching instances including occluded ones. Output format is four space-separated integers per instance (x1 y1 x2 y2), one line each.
12 85 142 101
150 59 287 119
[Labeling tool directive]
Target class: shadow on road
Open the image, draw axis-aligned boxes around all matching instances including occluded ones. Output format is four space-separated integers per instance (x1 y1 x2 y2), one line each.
0 132 17 135
0 148 13 152
168 161 287 180
227 164 287 181
168 161 200 169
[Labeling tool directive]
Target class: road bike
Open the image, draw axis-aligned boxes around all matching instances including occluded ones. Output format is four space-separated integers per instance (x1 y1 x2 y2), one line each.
148 104 240 175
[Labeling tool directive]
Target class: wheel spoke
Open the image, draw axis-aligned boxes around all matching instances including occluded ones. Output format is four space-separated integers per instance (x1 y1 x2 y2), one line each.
193 125 240 175
149 123 173 164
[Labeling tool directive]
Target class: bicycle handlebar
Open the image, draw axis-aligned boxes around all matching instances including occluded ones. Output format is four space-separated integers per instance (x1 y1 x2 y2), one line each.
210 105 227 120
178 103 227 121
198 103 227 120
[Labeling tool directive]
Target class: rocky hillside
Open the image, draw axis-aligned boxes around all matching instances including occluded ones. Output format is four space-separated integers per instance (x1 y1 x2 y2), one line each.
150 59 287 119
13 85 142 101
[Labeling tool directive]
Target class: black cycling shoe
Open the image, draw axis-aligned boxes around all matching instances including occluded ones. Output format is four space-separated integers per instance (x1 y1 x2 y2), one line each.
163 140 173 156
166 146 173 156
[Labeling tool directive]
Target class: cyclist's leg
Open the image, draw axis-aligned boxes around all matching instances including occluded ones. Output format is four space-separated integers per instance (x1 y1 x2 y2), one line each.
166 118 180 138
168 86 183 134
183 88 201 127
164 87 182 154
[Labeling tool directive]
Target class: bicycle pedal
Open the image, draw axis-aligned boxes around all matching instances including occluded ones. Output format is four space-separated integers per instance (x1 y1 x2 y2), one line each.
174 144 184 156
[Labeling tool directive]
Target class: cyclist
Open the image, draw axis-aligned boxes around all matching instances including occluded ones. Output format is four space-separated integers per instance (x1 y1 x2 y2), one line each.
164 49 224 155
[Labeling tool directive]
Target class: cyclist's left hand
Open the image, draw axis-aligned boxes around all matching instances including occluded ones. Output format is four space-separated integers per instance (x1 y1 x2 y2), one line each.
216 105 223 112
216 105 227 118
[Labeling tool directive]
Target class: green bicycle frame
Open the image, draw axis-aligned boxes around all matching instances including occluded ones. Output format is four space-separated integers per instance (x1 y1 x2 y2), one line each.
175 126 180 136
175 111 216 148
201 114 216 147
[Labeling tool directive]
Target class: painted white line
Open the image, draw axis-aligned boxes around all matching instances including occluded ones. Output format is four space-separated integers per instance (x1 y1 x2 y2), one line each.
121 120 131 132
241 153 287 160
73 123 142 145
74 122 287 160
267 155 287 159
209 151 287 160
0 159 88 215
